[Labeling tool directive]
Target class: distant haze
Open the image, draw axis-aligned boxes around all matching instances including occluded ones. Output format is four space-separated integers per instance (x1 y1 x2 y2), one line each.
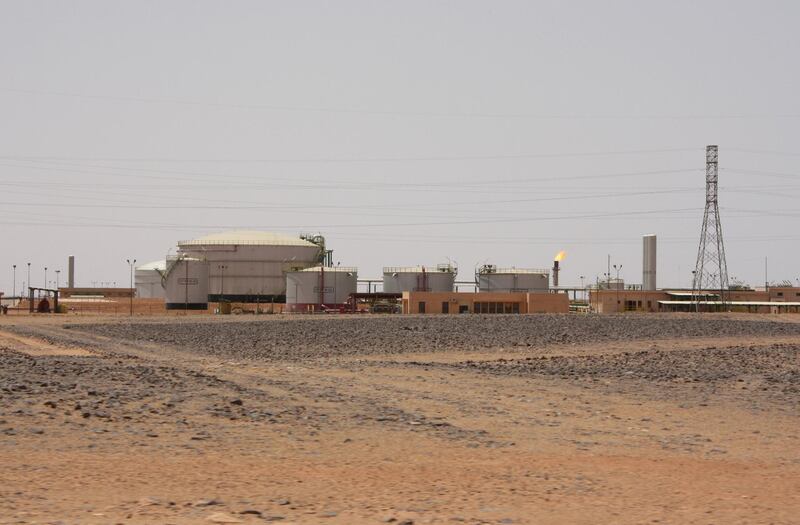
1 1 799 292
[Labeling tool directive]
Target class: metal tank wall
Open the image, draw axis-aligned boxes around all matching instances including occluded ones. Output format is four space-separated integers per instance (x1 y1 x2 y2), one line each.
642 234 657 291
286 267 358 312
478 270 549 292
383 266 456 293
135 261 166 299
177 233 322 302
165 258 209 310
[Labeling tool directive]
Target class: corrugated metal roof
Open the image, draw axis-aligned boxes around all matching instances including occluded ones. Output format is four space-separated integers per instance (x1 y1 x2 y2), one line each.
136 260 167 271
178 230 317 247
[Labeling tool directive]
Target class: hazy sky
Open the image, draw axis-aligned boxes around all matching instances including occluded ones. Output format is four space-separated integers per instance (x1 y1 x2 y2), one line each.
1 1 799 294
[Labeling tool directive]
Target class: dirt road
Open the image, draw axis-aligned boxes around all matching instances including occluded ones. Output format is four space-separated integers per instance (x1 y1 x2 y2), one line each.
1 314 798 524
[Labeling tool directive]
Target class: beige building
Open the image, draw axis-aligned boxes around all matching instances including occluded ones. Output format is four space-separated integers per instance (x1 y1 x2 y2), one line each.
590 287 800 313
402 291 569 314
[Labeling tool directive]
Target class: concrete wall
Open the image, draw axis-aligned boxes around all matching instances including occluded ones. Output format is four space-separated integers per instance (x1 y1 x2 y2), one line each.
769 287 800 301
402 291 569 314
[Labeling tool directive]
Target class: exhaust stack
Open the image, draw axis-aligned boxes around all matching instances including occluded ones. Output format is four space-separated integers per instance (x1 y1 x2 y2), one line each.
642 235 657 291
552 251 566 288
68 255 75 288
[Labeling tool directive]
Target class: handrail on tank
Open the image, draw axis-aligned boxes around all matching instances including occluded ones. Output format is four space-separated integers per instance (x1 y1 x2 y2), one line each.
476 265 550 275
383 264 457 273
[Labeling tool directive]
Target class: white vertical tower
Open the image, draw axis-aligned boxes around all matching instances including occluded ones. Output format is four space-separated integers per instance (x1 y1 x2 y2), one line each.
692 145 729 309
642 234 657 291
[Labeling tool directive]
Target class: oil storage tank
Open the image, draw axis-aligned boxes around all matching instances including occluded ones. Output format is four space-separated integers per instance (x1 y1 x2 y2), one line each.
383 264 457 292
476 265 550 292
286 266 357 312
177 231 325 302
164 256 209 310
135 260 166 299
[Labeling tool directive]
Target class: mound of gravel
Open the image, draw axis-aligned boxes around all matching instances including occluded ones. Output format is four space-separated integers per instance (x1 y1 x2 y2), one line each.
67 315 800 361
455 344 800 388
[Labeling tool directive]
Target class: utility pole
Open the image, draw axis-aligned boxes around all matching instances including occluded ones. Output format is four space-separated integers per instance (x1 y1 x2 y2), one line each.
613 264 622 312
126 259 136 316
185 256 189 313
692 145 729 312
12 265 16 300
218 264 228 304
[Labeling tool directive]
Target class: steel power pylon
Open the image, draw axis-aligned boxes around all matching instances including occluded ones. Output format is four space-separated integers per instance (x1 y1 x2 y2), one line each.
692 145 729 311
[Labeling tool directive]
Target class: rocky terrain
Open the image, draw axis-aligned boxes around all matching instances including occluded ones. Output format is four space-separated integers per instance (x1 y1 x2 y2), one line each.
61 313 800 360
1 314 799 524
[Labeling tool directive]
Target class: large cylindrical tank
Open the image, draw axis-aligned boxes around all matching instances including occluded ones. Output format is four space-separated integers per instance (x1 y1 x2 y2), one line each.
643 234 657 291
285 266 358 312
135 260 167 299
177 231 323 302
165 257 209 310
382 264 457 293
477 266 549 292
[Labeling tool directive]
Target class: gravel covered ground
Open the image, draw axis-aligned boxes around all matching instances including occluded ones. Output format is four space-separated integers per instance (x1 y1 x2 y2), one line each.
65 314 800 360
1 314 799 524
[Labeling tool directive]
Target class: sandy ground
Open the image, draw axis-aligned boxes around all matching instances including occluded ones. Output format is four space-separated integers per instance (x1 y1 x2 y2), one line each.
1 314 799 524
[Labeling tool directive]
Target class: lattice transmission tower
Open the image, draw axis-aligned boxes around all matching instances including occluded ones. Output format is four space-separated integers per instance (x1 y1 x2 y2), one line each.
692 145 729 310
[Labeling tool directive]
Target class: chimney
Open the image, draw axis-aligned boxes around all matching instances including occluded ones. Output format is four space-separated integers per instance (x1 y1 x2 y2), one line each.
642 235 657 291
552 260 560 288
68 256 75 288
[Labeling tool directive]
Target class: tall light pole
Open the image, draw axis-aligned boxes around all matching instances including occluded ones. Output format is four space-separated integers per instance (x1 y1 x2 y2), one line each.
12 265 16 299
44 267 48 296
613 264 622 312
126 259 136 316
26 263 30 295
55 270 61 290
218 264 227 303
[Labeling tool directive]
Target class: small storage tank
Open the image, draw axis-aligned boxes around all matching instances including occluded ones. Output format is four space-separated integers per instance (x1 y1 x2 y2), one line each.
135 260 167 299
286 266 357 312
477 265 550 292
383 264 457 293
164 257 209 310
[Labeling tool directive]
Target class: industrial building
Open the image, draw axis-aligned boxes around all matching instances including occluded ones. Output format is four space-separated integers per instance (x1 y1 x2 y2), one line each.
589 235 800 313
286 266 358 312
176 230 327 302
402 291 569 314
589 287 800 313
382 264 457 293
476 265 550 292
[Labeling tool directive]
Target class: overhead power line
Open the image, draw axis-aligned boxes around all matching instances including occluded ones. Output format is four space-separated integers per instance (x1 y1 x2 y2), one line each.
3 87 800 120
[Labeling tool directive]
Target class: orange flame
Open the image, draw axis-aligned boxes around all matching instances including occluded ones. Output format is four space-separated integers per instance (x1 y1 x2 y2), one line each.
554 250 566 262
